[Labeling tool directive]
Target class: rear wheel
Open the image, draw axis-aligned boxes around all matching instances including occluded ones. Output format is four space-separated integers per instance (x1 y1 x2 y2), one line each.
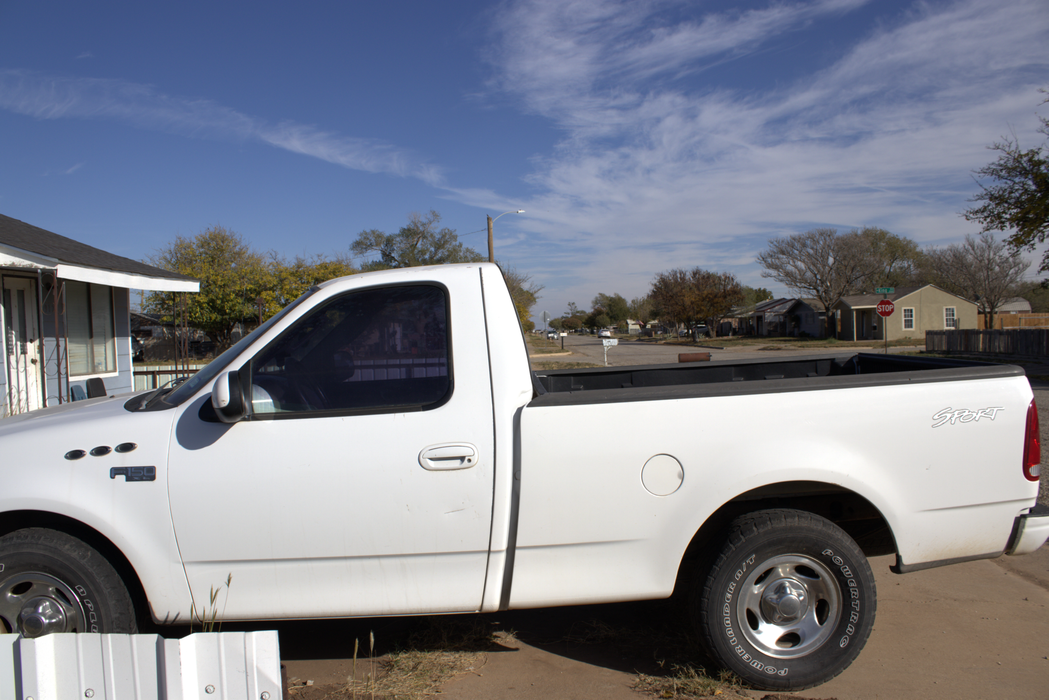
0 529 136 636
691 509 876 690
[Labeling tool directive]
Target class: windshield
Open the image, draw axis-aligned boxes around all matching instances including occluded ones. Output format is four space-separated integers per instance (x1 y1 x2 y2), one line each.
147 288 319 409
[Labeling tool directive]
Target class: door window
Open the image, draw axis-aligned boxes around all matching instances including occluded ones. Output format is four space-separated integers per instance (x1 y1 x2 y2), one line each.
249 284 451 416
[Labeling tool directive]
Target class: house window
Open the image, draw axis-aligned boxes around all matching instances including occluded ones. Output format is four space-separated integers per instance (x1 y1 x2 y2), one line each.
66 281 116 376
944 307 957 329
903 307 914 330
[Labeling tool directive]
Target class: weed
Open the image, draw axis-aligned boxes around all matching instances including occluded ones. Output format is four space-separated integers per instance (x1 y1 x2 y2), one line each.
189 573 233 633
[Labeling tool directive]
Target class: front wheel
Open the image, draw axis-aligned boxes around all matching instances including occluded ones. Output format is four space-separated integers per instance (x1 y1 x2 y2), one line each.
691 509 876 690
0 529 136 637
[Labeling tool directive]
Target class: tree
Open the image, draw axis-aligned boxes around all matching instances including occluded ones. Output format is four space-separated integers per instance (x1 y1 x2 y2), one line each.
1019 280 1049 313
963 94 1049 272
351 210 485 270
863 227 925 288
649 268 744 337
922 233 1030 328
740 286 774 308
262 253 357 317
692 270 744 336
628 296 654 324
756 227 918 336
591 293 630 325
500 265 543 333
144 226 270 350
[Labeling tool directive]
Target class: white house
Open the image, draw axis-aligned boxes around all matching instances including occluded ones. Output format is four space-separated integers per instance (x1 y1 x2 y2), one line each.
1 213 198 415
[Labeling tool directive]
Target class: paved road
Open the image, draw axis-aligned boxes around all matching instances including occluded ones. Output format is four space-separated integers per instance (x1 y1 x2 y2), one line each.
534 333 915 366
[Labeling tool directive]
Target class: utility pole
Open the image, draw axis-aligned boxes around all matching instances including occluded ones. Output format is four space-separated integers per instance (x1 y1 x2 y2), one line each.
487 215 494 263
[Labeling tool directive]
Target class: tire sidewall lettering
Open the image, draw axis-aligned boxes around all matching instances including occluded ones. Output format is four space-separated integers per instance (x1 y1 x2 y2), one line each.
708 526 874 689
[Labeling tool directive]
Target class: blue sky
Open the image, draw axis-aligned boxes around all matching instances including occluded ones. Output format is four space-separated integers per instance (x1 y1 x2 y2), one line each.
2 0 1047 323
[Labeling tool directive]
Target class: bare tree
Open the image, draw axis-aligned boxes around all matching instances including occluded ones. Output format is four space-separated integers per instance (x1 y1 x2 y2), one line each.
757 229 872 336
922 233 1030 328
756 227 920 336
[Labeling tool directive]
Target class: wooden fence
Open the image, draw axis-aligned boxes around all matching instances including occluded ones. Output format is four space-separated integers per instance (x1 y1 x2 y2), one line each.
926 329 1049 357
977 313 1049 330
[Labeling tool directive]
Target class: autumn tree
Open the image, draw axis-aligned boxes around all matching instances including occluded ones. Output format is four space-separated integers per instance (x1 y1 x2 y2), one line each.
963 93 1049 272
649 268 699 330
922 233 1030 328
501 265 543 333
649 268 744 337
144 226 270 349
350 210 484 270
261 253 357 316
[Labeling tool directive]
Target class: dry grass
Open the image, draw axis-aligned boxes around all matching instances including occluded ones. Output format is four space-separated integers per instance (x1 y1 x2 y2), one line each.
326 618 504 700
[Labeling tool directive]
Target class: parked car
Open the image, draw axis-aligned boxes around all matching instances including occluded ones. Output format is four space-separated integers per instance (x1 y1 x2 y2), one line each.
598 329 612 337
546 330 558 339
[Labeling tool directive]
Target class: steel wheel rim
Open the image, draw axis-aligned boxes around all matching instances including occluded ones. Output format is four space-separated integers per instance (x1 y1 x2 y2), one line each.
0 572 89 636
736 554 841 659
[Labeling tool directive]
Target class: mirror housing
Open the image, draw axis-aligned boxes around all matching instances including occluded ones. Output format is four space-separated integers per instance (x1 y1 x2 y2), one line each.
211 370 248 423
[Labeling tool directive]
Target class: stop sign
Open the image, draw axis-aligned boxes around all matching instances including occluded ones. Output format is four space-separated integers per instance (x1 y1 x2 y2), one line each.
876 299 894 317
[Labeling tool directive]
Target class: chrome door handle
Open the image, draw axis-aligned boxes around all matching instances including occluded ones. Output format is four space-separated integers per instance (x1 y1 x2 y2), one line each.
419 443 478 470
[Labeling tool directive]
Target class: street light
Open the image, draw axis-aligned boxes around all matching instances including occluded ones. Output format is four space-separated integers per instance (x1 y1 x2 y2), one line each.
487 209 525 263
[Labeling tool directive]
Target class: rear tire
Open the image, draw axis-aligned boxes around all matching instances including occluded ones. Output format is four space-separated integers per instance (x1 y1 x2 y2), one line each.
0 529 136 637
691 509 876 690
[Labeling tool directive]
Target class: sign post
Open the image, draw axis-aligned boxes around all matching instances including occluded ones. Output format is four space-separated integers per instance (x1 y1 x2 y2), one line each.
602 337 618 366
876 299 894 354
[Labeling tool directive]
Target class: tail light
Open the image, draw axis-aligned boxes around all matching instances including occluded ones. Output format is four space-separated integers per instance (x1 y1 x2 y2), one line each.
1023 399 1041 482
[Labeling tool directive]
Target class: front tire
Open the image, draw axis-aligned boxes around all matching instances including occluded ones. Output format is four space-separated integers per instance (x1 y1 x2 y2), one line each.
691 509 876 690
0 529 136 637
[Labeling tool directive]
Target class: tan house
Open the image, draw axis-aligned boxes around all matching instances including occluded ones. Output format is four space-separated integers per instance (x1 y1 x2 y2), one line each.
834 285 977 342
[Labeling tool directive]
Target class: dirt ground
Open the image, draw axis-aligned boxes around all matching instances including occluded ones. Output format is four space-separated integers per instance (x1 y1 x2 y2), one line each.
274 545 1048 700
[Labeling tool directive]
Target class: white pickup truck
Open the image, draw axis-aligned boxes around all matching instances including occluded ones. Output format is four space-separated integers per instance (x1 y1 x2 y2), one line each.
1 262 1046 690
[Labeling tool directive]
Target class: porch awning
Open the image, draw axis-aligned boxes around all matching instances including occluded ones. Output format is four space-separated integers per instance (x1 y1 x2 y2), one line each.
55 263 199 292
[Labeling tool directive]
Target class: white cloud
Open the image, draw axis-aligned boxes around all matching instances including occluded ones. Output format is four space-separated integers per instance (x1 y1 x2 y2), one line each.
479 0 1049 312
0 69 443 185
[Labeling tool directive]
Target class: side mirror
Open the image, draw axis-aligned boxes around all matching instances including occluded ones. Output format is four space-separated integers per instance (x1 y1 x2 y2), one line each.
211 370 248 423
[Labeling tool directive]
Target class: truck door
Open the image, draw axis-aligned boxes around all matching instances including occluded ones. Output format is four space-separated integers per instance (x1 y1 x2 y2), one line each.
167 281 497 619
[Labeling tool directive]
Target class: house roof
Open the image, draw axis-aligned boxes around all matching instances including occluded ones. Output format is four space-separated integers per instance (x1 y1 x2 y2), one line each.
835 285 974 309
0 213 199 292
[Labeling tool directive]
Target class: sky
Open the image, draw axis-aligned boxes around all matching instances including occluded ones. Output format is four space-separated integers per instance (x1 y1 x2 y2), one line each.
1 0 1047 324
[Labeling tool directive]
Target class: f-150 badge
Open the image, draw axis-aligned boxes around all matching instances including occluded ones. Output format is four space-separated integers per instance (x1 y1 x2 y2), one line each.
110 466 156 482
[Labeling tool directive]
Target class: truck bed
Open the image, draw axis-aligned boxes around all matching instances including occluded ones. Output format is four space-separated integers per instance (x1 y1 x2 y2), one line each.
531 353 1027 405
